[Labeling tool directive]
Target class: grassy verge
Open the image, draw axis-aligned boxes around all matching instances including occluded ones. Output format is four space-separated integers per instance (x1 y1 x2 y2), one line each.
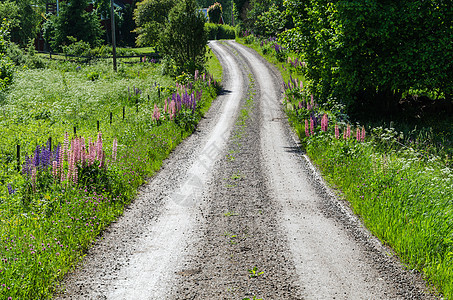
206 45 223 84
0 53 221 298
236 36 452 298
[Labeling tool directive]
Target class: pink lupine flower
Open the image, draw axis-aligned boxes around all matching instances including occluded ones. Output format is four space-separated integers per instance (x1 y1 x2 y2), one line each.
169 100 176 120
335 124 339 139
73 163 78 185
96 132 103 162
298 102 302 109
194 69 199 80
310 94 314 107
60 168 66 183
300 80 304 90
67 152 74 183
346 124 351 139
98 151 105 169
356 127 361 141
88 142 96 166
305 119 309 137
80 142 86 167
52 161 58 181
164 99 168 114
310 118 314 135
112 138 118 161
321 114 328 132
31 167 37 192
152 104 160 121
343 128 347 140
361 126 366 142
58 145 64 174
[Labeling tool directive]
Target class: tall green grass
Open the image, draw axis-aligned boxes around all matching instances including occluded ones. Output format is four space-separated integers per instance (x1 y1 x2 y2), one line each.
0 57 220 298
237 35 453 298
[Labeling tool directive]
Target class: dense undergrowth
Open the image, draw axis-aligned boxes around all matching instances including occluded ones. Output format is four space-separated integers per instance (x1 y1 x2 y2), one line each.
0 50 221 299
237 35 453 298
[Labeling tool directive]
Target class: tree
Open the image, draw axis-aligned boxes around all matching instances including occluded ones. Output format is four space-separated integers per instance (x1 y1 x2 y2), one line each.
282 0 453 114
0 0 41 46
253 3 286 37
207 2 222 23
118 1 138 47
159 0 207 73
134 0 175 47
0 20 14 92
47 0 103 50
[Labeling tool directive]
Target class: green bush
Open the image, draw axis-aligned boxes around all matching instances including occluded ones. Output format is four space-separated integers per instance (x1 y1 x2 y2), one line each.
159 0 207 74
205 23 236 40
207 2 222 23
282 0 453 114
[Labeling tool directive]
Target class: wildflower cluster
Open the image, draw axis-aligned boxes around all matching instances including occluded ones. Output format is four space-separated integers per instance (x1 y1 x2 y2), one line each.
151 70 216 125
21 132 114 193
283 75 366 142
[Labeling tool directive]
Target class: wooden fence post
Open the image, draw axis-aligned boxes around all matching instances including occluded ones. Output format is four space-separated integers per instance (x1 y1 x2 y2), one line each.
16 145 20 172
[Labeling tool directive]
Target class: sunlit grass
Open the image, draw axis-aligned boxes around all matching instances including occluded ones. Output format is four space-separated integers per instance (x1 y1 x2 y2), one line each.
0 54 221 298
237 35 453 298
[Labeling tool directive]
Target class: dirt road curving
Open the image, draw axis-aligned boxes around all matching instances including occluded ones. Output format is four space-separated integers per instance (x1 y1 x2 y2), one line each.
57 41 437 300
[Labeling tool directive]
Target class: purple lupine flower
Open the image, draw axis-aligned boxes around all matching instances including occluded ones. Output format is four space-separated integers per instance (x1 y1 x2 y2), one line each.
7 183 16 195
40 146 52 170
33 145 40 169
22 155 33 177
192 93 197 113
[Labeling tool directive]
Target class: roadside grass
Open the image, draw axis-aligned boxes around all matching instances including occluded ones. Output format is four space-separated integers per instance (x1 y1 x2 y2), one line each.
0 53 221 299
206 45 223 84
237 36 453 298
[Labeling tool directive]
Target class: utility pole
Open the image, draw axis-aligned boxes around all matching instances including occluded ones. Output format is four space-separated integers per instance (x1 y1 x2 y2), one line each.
110 0 117 72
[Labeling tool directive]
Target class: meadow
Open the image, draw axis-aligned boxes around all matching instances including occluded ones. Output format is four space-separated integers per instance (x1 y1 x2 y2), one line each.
0 51 221 299
238 34 453 298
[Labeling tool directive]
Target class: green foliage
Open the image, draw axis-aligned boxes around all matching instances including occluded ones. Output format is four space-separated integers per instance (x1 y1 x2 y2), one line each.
306 130 453 298
45 0 104 51
0 1 20 31
159 0 207 74
282 0 453 114
133 0 175 47
243 34 453 297
0 19 14 91
253 4 286 37
205 23 237 40
0 0 41 46
207 2 222 23
0 58 220 298
61 36 92 57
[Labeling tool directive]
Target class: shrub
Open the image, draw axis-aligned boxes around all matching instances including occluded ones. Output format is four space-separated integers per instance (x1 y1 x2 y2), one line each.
205 23 236 40
159 0 207 74
207 2 222 24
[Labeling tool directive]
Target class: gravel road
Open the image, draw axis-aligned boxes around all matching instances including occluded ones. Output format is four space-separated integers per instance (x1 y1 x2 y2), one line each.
56 41 438 300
